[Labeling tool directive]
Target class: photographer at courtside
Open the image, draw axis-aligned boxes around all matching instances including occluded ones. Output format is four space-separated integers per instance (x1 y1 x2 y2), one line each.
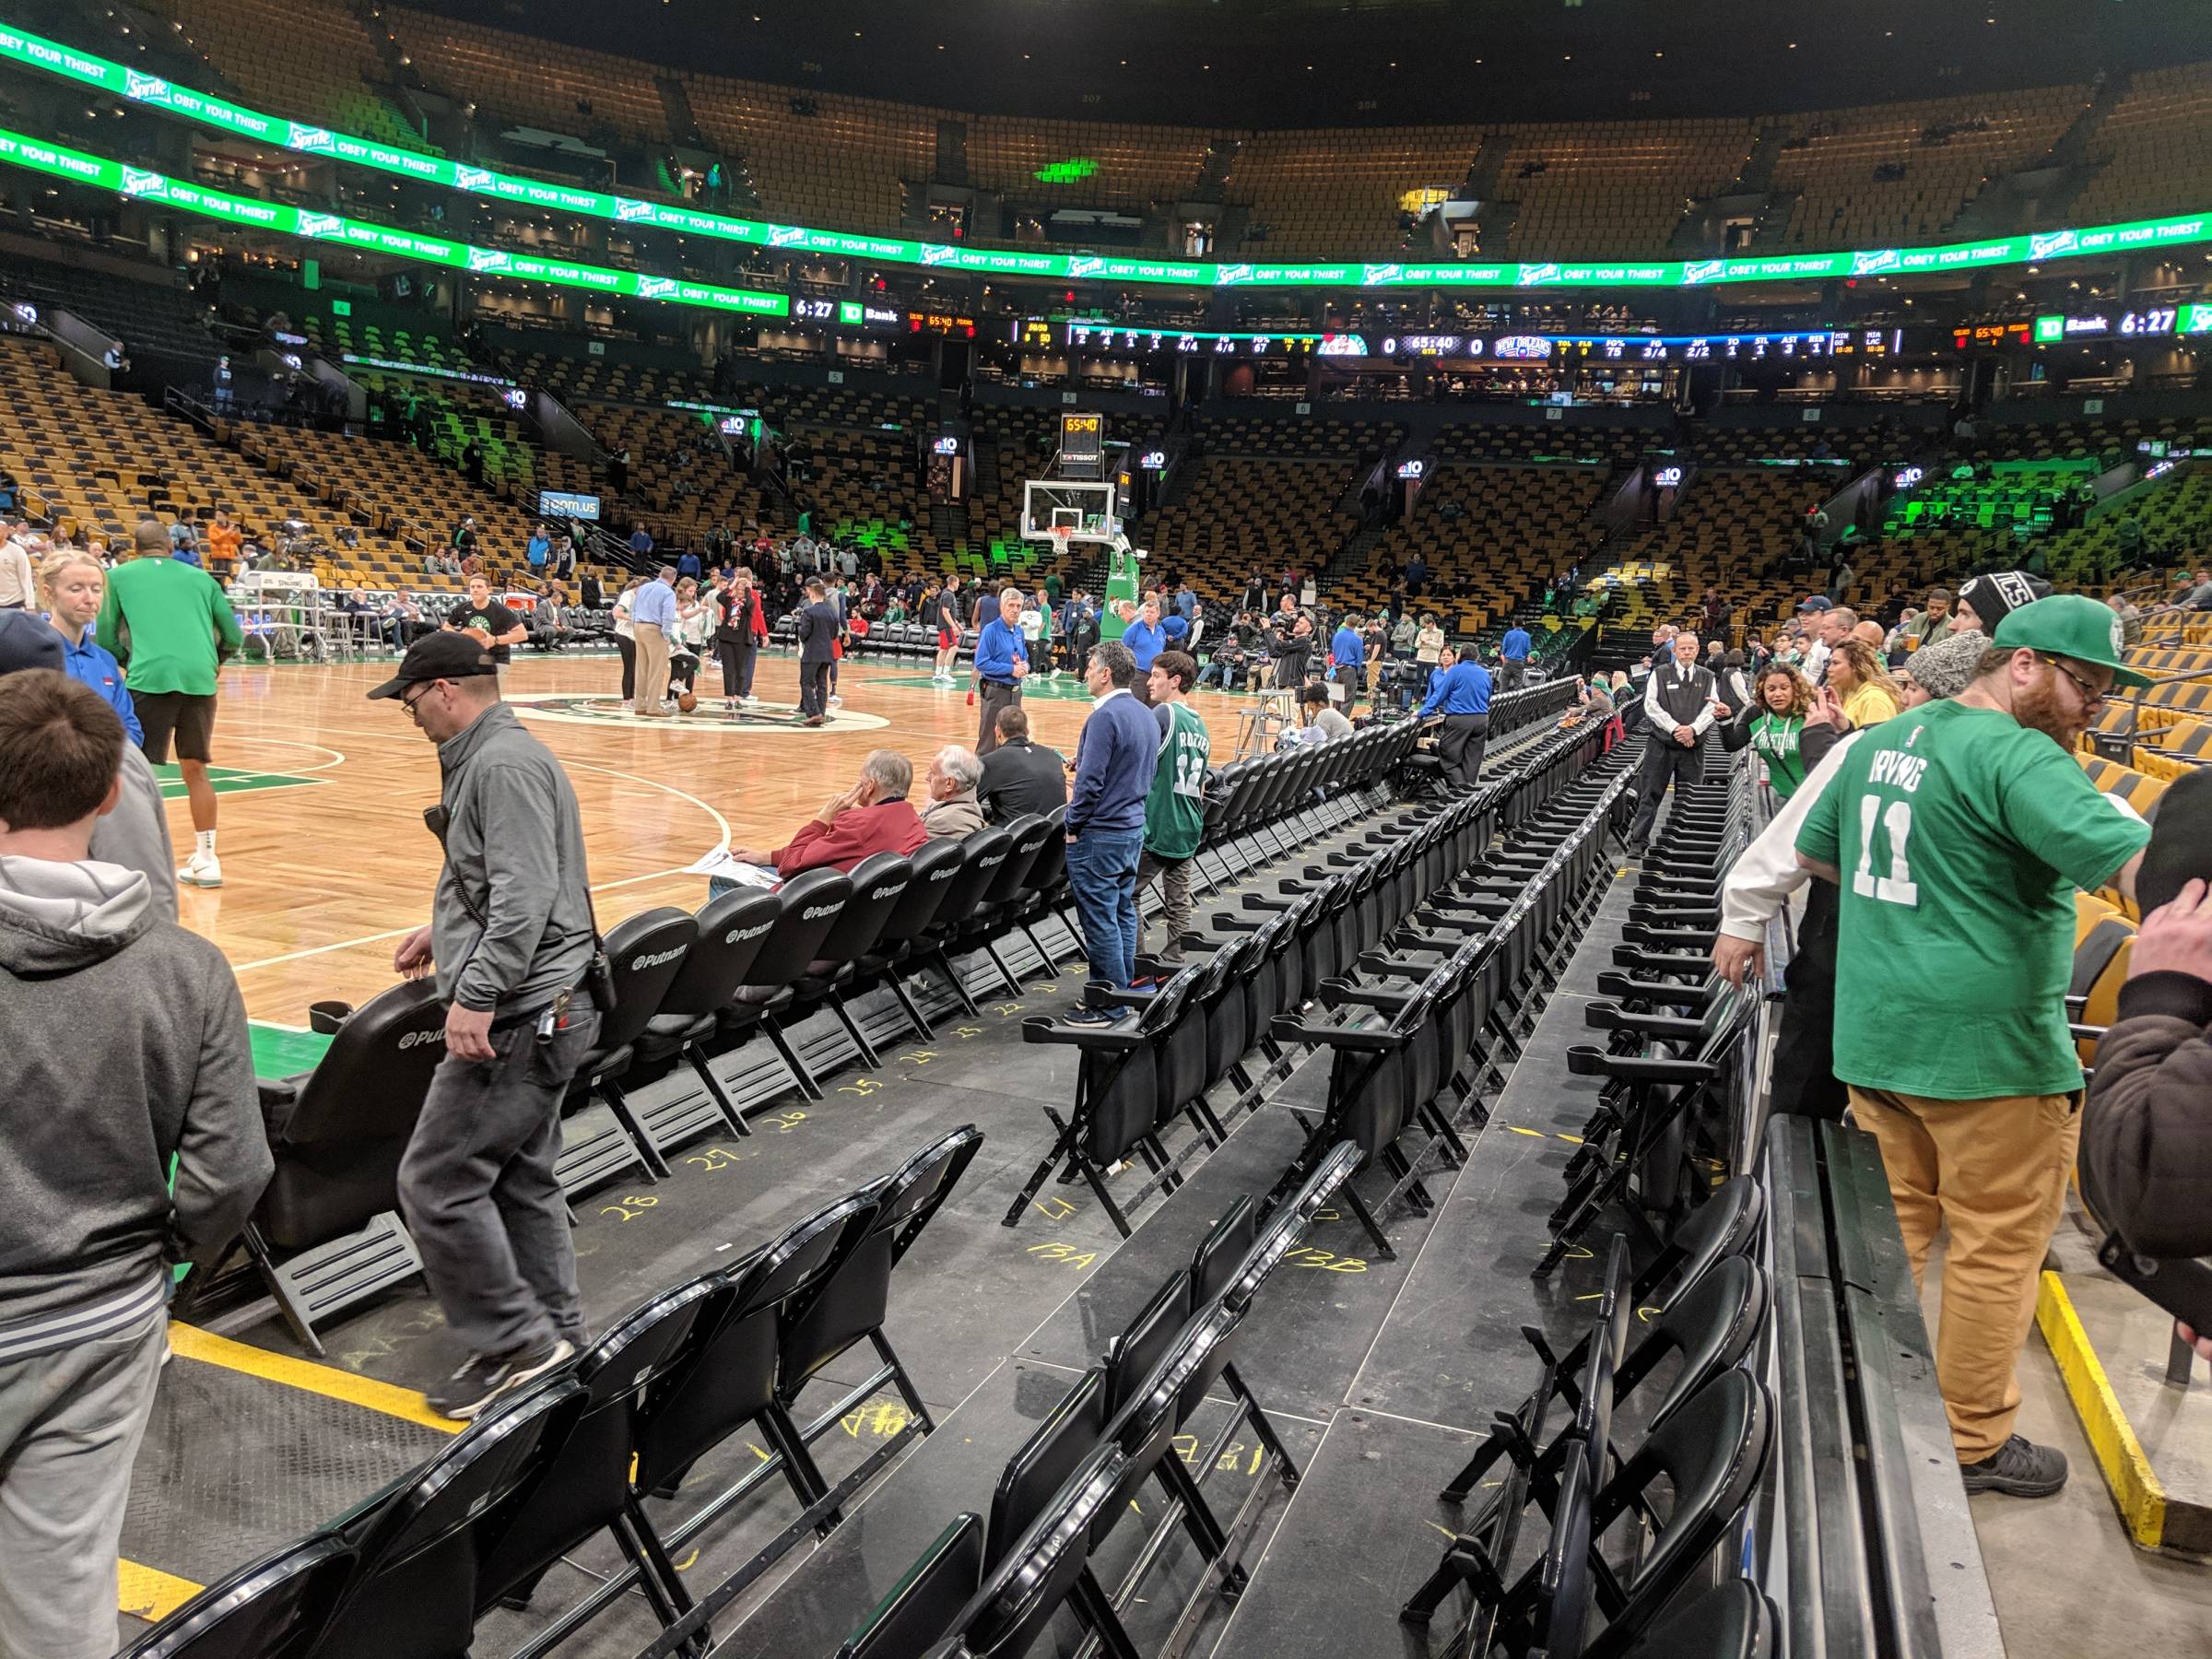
371 634 604 1420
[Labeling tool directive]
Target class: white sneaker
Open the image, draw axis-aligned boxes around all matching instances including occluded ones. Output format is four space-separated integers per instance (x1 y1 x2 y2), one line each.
742 694 760 706
619 699 634 712
829 694 843 706
179 853 223 888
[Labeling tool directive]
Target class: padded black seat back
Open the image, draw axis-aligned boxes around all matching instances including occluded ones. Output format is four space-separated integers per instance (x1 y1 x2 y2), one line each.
978 814 1053 910
931 829 1014 933
123 1535 355 1659
1343 1046 1409 1165
1020 807 1069 898
1196 945 1252 1087
779 1125 984 1390
316 1379 582 1659
1104 1275 1194 1414
809 852 912 969
1099 1301 1243 1542
736 868 853 996
836 1513 985 1659
656 889 782 1019
1616 1579 1777 1659
278 979 451 1147
1621 1253 1767 1430
1643 1176 1766 1306
955 1447 1126 1659
872 837 966 954
1538 1444 1596 1659
594 908 699 1054
1154 972 1211 1113
1082 1040 1162 1169
1191 1198 1257 1304
985 1368 1108 1561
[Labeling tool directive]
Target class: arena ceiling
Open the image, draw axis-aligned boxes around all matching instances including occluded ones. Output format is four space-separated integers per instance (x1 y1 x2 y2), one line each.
431 0 2205 127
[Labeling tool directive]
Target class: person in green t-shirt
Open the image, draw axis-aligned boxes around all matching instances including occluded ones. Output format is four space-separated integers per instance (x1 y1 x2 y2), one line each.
96 519 245 888
1794 594 2151 1499
1136 650 1209 969
1723 663 1817 800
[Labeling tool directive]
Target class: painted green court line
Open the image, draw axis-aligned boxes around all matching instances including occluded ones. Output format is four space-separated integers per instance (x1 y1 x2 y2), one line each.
151 765 327 800
250 1021 334 1081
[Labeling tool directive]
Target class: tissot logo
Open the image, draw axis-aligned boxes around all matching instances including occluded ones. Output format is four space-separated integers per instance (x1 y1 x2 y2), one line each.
2030 229 2079 261
466 248 512 273
802 903 845 921
124 69 167 100
396 1029 447 1051
1683 260 1725 286
286 123 336 153
635 276 677 298
615 197 654 221
454 166 494 192
630 946 686 971
1361 264 1402 286
770 225 808 247
120 167 164 196
1516 264 1560 286
296 212 343 240
1851 248 1902 276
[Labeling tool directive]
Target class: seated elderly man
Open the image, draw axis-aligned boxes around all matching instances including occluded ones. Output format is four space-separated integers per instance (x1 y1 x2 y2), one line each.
921 745 987 841
728 748 927 878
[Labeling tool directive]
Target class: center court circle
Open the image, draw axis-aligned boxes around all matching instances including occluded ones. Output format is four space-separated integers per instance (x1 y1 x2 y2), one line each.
506 693 891 735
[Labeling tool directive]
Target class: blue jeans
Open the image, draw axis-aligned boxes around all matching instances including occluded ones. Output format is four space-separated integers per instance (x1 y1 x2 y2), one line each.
1065 828 1144 990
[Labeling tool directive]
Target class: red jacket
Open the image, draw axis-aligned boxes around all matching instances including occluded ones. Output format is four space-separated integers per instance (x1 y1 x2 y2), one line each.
773 801 927 879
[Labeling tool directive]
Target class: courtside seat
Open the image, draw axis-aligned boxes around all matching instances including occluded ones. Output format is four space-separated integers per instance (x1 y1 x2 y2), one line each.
629 888 783 1144
119 1535 357 1659
554 907 697 1195
780 851 920 1069
845 837 968 1043
214 978 451 1356
711 868 854 1100
911 826 1018 1017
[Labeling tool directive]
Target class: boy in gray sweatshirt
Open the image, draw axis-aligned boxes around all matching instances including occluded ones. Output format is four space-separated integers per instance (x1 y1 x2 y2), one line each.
0 669 268 1659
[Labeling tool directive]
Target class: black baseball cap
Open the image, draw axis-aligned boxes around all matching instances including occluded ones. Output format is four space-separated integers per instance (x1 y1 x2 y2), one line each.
366 632 500 700
0 610 65 677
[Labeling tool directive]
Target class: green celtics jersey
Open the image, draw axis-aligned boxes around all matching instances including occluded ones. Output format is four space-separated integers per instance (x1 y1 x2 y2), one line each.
1795 700 2149 1100
1145 700 1210 861
1747 713 1807 800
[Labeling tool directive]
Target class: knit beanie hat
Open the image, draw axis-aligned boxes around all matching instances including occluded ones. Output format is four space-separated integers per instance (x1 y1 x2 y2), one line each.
1904 629 1987 701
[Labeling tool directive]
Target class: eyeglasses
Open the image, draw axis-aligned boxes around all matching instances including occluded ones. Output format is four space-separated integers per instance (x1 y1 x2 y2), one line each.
2038 655 2108 711
400 680 443 720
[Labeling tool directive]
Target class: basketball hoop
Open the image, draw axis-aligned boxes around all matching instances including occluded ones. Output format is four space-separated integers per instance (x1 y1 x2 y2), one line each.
1047 526 1074 565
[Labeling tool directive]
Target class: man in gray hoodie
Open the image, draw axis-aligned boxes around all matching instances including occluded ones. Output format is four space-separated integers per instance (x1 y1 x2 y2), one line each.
371 633 601 1420
0 669 267 1659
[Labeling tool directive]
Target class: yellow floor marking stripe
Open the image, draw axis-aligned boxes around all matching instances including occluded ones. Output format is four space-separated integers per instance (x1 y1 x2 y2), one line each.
119 1559 203 1620
167 1321 461 1436
2035 1271 2166 1549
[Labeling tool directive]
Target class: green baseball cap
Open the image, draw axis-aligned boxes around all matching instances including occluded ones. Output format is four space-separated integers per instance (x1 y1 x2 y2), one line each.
1991 594 2151 688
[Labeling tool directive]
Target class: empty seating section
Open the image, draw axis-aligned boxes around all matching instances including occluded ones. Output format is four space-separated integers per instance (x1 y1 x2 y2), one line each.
1614 469 1853 624
1147 458 1357 589
0 257 215 362
382 6 667 147
968 118 1212 214
1349 465 1607 631
158 0 428 153
683 77 942 236
1228 126 1482 258
572 405 782 547
1197 414 1403 460
2070 62 2212 225
1430 424 1648 466
300 314 476 376
1769 86 2086 249
1493 120 1754 259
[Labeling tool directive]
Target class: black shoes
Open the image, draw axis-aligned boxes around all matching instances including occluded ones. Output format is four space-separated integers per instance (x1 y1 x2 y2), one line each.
427 1336 576 1421
1959 1434 2068 1498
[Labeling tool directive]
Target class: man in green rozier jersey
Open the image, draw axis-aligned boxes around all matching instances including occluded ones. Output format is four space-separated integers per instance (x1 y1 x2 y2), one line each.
1796 594 2151 1500
1137 650 1209 969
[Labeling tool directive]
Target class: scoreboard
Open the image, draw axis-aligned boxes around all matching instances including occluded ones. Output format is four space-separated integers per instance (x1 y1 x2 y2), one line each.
1022 318 1905 363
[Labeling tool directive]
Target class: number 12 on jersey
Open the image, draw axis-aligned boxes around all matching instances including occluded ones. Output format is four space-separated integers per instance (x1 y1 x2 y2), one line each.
1852 794 1918 907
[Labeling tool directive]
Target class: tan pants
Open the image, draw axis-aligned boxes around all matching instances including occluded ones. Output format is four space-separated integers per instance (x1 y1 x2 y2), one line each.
1848 1085 2082 1462
632 622 671 715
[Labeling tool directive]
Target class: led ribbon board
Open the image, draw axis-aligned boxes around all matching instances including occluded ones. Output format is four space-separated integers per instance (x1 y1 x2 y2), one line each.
3 19 2209 292
0 129 787 319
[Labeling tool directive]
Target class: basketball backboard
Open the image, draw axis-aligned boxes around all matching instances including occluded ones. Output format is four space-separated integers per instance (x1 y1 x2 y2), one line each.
1020 478 1118 545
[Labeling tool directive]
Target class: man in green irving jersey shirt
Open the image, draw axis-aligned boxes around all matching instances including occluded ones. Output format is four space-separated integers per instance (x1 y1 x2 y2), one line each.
1795 595 2150 1500
1137 651 1209 969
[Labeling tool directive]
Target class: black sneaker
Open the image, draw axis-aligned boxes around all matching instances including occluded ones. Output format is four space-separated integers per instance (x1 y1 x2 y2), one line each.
1062 1004 1133 1028
428 1336 575 1421
1959 1434 2067 1498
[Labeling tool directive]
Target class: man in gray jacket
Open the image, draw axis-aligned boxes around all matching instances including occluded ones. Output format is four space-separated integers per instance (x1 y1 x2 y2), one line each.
372 633 602 1419
0 669 267 1659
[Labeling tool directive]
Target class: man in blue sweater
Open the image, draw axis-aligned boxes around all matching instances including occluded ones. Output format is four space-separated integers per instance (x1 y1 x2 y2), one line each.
1120 598 1168 705
1500 622 1533 691
1065 639 1159 1023
972 585 1030 757
1331 611 1367 700
1419 649 1494 794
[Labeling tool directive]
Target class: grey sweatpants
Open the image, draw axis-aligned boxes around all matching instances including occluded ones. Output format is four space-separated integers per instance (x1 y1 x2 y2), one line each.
0 1311 165 1659
398 1009 600 1358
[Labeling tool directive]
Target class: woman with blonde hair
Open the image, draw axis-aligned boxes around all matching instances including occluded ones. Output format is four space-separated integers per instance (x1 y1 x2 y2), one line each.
1826 635 1902 728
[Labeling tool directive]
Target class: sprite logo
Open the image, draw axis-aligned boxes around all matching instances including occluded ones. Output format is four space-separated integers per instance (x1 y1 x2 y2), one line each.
2029 229 2078 261
120 167 165 197
1215 264 1253 285
1069 255 1105 278
286 123 336 154
615 196 654 221
296 212 343 240
636 276 677 298
1683 260 1725 285
1362 263 1402 286
1852 248 1902 276
465 248 512 273
124 69 169 100
920 242 959 265
1516 263 1560 286
454 166 494 192
769 225 807 247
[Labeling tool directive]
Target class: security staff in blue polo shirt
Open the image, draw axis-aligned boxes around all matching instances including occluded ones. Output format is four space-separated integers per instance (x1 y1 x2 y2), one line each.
1500 622 1533 691
1120 598 1168 705
1418 645 1494 794
972 584 1030 757
1331 611 1367 700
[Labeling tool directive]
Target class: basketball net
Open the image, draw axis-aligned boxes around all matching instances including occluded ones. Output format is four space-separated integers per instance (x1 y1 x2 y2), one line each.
1048 527 1074 564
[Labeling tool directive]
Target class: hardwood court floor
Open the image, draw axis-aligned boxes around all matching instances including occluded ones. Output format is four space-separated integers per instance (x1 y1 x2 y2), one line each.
166 650 1269 1020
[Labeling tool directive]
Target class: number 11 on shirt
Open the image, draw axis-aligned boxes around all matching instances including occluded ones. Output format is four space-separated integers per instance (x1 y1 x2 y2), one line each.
1853 794 1918 907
